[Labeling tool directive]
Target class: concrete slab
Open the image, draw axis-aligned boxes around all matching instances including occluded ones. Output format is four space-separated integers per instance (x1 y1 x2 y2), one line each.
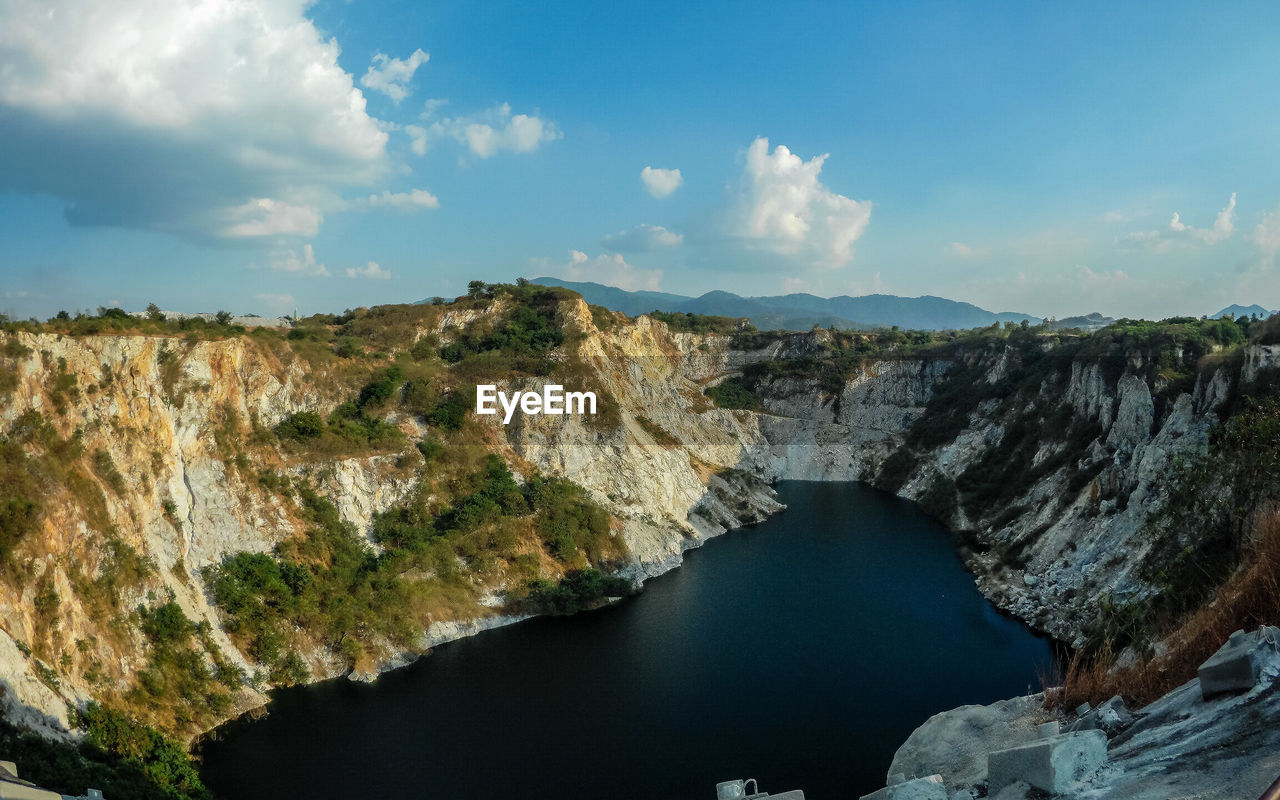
987 730 1107 794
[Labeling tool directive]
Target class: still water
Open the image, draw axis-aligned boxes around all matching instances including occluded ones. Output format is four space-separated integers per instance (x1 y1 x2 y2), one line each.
200 481 1054 799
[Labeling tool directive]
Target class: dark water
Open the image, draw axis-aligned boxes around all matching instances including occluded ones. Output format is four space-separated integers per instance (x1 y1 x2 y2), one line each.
200 482 1053 800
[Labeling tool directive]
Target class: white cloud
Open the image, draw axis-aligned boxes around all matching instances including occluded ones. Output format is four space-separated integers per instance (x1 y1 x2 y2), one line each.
361 189 440 211
556 251 662 292
734 137 872 268
220 198 322 239
1253 204 1280 261
1125 193 1237 247
256 244 330 277
256 292 296 310
415 102 560 158
601 224 683 252
641 166 683 198
404 124 430 156
947 241 974 257
3 290 28 299
360 49 429 103
346 261 391 280
0 0 389 239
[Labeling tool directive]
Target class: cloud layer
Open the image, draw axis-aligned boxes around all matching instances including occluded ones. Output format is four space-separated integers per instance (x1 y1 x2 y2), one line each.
0 0 389 240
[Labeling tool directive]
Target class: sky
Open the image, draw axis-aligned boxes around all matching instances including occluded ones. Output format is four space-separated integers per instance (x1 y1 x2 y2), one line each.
3 0 1280 321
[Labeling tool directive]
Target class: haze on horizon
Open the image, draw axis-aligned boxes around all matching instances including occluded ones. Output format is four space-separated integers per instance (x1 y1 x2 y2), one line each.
3 1 1280 322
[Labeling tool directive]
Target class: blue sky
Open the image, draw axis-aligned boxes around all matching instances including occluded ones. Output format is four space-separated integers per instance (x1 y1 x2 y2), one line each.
3 0 1280 321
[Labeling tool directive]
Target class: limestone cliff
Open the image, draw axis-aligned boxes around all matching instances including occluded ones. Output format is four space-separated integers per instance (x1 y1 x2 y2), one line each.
0 297 1273 746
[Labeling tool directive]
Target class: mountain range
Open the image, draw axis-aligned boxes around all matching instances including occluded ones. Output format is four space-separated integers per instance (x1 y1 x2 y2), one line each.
529 277 1041 331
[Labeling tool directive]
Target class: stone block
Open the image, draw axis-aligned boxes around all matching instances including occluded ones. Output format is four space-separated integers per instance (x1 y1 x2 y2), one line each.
1198 629 1268 699
1036 721 1059 738
987 730 1107 794
858 774 947 800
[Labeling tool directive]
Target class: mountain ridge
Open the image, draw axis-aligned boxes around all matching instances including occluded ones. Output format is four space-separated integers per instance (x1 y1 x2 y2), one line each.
525 277 1041 331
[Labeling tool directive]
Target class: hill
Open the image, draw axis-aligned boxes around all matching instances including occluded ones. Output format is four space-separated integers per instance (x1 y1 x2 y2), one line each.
1212 304 1273 320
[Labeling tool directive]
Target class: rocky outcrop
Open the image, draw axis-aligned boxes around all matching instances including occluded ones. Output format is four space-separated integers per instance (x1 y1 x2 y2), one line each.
880 629 1280 799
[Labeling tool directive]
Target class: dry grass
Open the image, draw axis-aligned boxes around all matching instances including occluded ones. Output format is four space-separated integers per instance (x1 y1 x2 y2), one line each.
1050 506 1280 710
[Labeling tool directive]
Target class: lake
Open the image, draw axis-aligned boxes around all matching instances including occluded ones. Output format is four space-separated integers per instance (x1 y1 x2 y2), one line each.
200 481 1054 799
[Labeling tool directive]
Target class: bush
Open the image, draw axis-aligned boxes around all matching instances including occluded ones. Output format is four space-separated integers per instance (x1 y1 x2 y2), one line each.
705 377 762 411
138 601 194 647
426 392 468 431
521 569 631 615
357 365 403 409
275 411 324 440
0 713 210 800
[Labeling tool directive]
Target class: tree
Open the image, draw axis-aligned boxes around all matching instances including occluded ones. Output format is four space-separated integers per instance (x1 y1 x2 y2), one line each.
146 303 164 322
515 277 531 287
214 310 233 326
466 280 487 299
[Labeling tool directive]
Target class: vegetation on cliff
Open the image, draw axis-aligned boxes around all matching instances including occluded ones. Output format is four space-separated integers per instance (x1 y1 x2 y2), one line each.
0 706 208 800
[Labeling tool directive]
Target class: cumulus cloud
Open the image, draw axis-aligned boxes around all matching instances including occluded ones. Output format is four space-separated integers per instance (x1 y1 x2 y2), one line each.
259 244 330 277
555 251 662 292
360 188 440 211
641 166 683 198
414 102 560 158
360 49 429 103
733 137 871 268
601 224 683 252
947 241 974 257
0 0 389 240
346 261 391 280
1125 193 1237 247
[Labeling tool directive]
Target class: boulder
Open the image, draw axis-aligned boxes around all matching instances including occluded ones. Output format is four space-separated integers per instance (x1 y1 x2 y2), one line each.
887 695 1044 791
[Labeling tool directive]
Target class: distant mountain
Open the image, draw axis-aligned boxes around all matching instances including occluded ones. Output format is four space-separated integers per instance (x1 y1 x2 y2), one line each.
1048 312 1115 332
1212 304 1274 320
531 277 1040 332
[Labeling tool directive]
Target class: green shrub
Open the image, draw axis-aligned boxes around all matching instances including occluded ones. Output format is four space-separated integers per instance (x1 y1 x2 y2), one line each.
0 712 210 800
521 569 631 615
275 411 324 440
705 376 762 411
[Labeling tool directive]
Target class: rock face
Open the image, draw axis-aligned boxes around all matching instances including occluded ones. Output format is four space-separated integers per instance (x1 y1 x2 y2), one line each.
0 301 1264 746
882 633 1280 800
